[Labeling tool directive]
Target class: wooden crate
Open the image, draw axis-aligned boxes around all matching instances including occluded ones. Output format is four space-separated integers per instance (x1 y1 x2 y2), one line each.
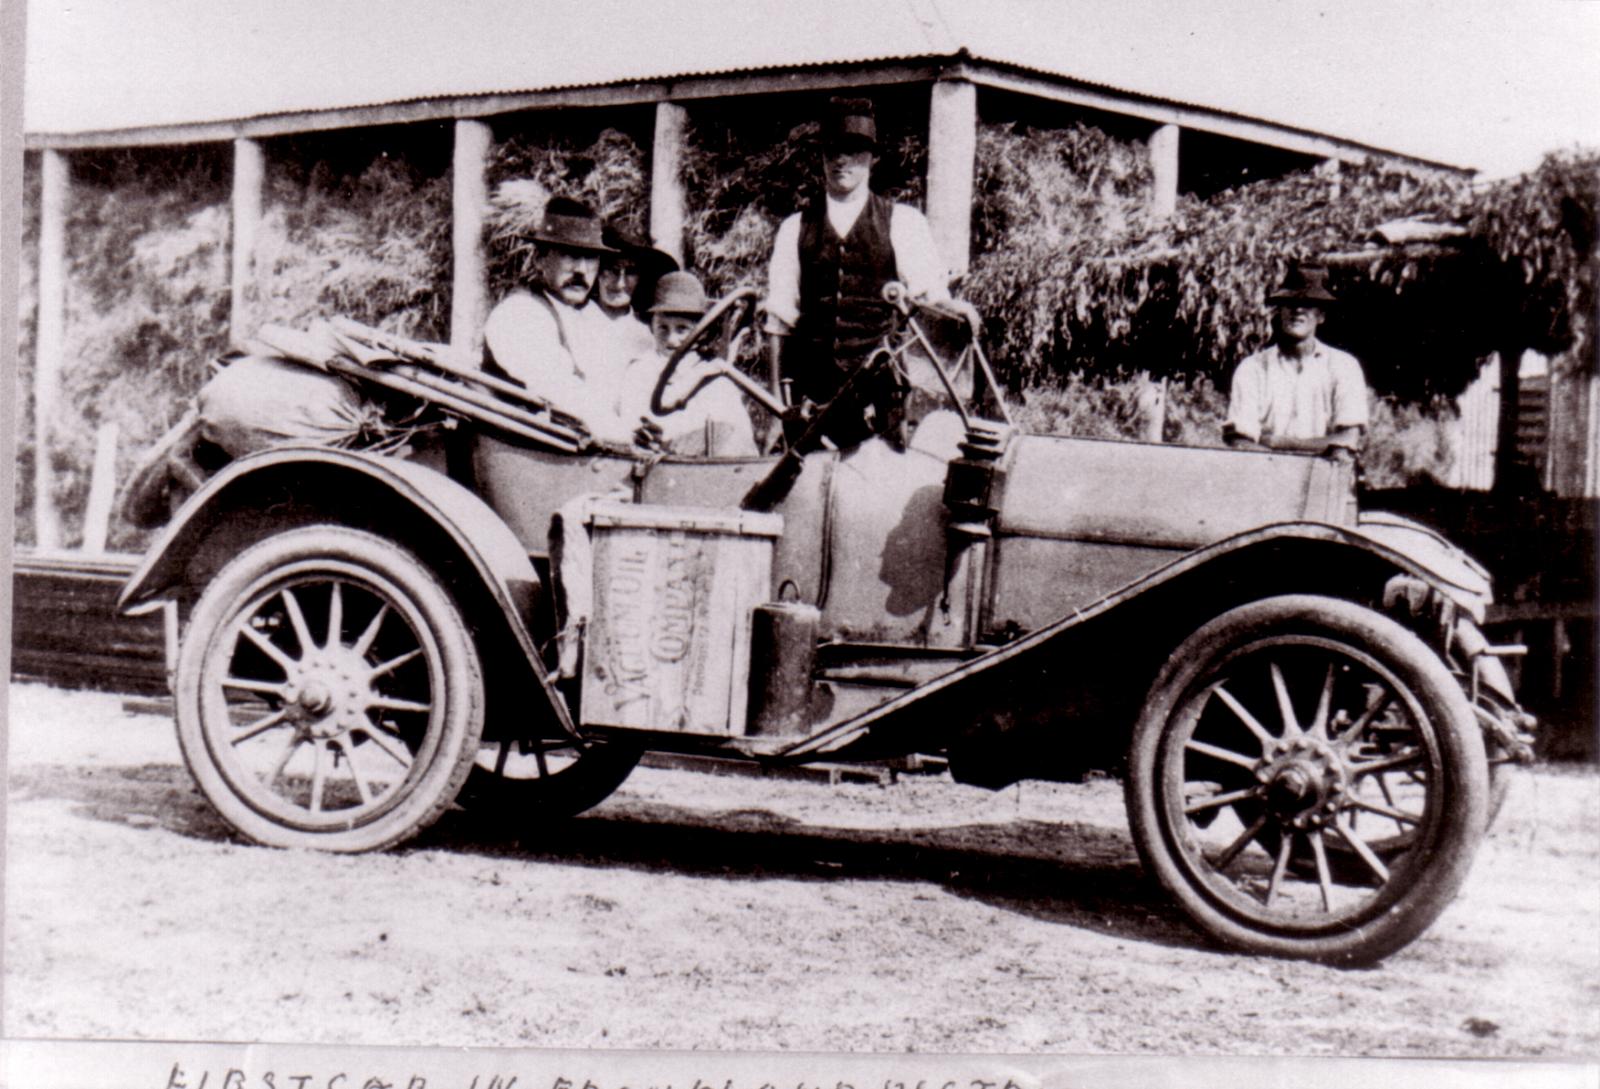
580 501 782 735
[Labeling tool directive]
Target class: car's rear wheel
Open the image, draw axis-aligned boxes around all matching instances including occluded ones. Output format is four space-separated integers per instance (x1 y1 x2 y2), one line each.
461 735 642 819
175 525 484 852
1127 595 1488 965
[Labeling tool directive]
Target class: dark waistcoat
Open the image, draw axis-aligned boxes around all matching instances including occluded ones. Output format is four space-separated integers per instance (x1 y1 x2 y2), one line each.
793 193 898 384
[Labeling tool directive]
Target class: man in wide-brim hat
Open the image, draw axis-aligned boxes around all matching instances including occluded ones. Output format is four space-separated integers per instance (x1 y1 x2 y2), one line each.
1223 263 1368 458
482 196 639 445
762 96 980 448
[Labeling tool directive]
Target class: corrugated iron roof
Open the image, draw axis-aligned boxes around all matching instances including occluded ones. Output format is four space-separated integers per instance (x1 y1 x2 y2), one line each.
23 0 1600 175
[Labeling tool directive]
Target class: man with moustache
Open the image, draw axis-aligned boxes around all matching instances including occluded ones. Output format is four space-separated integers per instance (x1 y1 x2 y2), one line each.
1223 264 1368 461
482 196 636 445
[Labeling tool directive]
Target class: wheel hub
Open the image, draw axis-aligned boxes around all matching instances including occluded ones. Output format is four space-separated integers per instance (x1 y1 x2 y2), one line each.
1258 738 1348 829
287 650 374 739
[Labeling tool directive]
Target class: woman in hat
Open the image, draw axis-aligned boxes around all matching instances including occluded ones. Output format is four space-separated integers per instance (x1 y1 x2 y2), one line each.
1222 264 1368 459
597 221 680 369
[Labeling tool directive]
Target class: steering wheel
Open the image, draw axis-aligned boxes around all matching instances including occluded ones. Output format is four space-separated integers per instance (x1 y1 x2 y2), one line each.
651 287 770 418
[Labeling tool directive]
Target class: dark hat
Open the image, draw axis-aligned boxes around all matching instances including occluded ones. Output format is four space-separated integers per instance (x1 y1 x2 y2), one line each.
648 271 710 316
822 96 878 151
531 197 617 255
601 222 680 278
1268 264 1338 306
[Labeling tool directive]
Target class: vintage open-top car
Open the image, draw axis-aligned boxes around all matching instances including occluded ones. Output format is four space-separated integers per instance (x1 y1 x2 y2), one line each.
117 286 1536 964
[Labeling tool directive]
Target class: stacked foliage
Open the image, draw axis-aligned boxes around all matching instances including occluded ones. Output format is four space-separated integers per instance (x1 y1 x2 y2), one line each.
253 126 453 342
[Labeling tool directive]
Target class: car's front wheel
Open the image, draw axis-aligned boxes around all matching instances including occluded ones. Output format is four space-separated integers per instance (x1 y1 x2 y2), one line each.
1127 595 1489 965
174 525 484 852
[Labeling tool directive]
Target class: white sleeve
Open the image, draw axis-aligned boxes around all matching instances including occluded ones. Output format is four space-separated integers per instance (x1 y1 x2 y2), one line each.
890 204 951 304
1329 351 1370 430
1223 356 1264 441
484 293 633 443
763 212 803 333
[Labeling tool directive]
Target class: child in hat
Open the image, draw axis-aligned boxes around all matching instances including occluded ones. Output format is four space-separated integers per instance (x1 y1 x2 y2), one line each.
617 271 758 457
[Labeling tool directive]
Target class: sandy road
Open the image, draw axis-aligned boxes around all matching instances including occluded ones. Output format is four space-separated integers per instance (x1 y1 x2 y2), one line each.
4 681 1598 1057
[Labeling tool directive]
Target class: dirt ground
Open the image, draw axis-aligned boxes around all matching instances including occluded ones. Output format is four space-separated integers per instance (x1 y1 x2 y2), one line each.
4 680 1598 1058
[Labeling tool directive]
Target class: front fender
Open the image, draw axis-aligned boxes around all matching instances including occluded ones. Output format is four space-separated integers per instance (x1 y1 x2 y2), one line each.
118 446 575 735
1355 511 1493 617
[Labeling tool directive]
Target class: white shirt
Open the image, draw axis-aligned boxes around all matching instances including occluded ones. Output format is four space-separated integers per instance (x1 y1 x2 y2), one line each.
764 191 951 333
481 289 635 444
1224 340 1369 443
615 351 758 457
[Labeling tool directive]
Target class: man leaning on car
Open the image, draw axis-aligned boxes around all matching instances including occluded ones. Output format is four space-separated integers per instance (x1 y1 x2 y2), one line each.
1222 264 1368 461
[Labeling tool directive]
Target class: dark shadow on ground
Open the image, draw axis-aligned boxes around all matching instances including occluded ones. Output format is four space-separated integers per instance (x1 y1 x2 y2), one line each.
8 758 1205 955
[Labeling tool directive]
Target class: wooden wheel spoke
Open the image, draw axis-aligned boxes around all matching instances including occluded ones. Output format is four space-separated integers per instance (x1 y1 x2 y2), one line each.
368 647 423 681
326 581 345 649
1375 773 1411 835
233 707 291 745
1309 663 1336 738
281 587 317 653
266 732 304 786
369 694 432 715
1212 812 1269 870
308 742 328 814
331 737 373 805
1308 831 1335 911
1350 748 1426 777
1183 784 1261 816
1184 738 1259 772
355 724 415 769
1265 832 1295 907
1336 691 1393 747
1270 661 1301 736
352 603 391 658
222 676 289 698
240 624 297 675
1349 796 1422 827
1333 819 1392 885
1210 683 1277 751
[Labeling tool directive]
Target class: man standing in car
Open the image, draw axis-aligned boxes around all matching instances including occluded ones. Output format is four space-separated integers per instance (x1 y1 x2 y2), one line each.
763 97 976 446
1223 264 1368 460
482 196 636 445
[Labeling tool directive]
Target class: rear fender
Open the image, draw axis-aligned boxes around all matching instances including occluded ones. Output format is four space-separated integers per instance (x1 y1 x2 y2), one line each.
117 446 575 737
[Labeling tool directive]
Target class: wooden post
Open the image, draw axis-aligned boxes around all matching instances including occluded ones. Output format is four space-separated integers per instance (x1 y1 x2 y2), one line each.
81 421 119 554
34 148 67 550
451 118 493 353
1494 346 1527 492
1148 124 1179 219
650 102 689 267
230 137 264 344
926 79 977 277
